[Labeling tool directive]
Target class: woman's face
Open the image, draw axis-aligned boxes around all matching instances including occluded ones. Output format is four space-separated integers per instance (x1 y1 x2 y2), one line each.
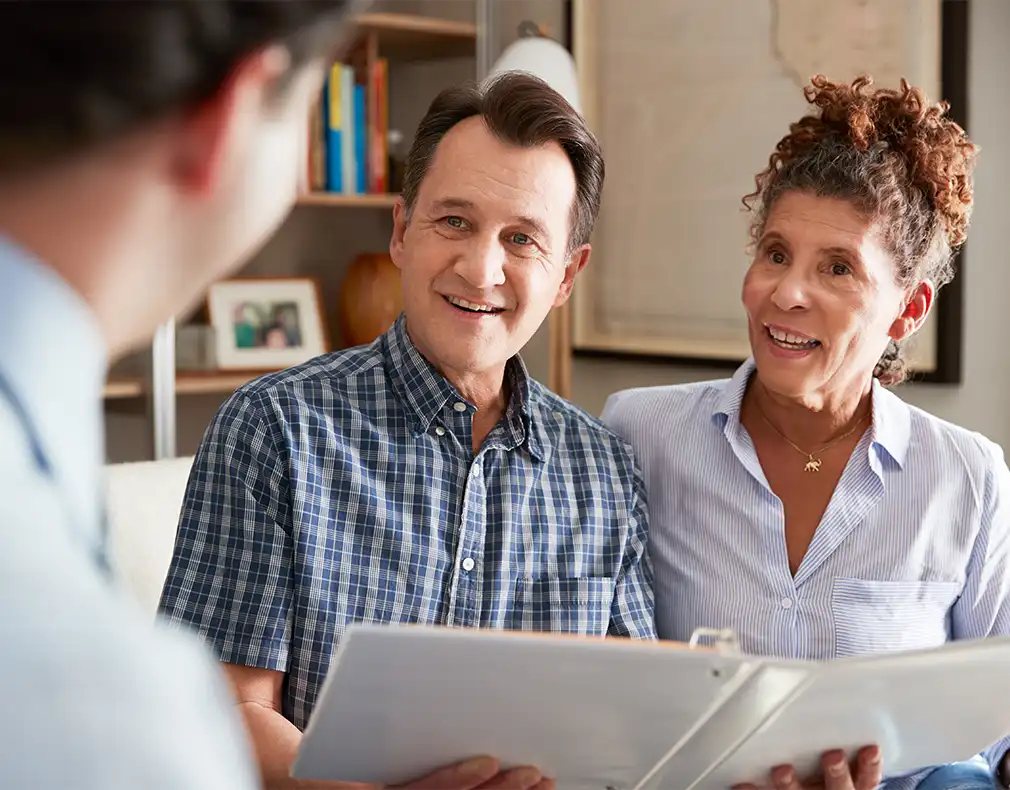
741 190 931 406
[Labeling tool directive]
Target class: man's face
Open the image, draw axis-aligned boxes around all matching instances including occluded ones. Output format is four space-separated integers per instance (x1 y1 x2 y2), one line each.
390 116 589 381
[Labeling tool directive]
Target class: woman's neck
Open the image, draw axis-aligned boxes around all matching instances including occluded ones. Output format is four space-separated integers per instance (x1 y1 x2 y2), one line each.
747 375 873 451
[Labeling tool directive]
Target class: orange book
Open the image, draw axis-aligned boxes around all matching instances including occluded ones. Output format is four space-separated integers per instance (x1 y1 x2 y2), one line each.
368 58 388 194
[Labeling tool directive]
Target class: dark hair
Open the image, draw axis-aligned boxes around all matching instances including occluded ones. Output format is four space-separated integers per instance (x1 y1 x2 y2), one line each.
0 0 362 170
401 71 604 256
743 74 979 385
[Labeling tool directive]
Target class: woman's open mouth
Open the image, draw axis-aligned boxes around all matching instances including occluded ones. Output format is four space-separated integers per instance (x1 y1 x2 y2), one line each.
765 324 820 351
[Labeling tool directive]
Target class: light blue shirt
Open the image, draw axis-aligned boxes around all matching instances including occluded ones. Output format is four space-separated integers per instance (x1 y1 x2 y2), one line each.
602 359 1010 790
0 237 258 788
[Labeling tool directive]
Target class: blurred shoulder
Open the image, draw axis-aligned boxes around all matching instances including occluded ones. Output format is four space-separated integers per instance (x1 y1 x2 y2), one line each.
0 469 258 789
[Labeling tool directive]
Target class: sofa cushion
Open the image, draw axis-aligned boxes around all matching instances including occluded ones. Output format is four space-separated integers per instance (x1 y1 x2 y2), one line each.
104 456 195 617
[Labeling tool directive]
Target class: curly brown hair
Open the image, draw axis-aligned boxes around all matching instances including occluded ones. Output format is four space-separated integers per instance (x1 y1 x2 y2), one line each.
743 74 979 385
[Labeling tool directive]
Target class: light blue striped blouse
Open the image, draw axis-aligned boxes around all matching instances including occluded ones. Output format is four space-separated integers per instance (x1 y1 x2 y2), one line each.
602 359 1010 790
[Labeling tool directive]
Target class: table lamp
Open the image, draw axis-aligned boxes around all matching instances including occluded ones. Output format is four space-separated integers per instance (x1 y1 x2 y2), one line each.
486 21 581 113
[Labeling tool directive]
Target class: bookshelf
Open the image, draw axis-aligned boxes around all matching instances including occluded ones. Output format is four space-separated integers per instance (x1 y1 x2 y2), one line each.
295 192 399 208
104 4 494 446
354 12 477 60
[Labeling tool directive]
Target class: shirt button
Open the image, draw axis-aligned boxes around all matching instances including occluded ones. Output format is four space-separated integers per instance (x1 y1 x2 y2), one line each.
471 464 481 478
461 557 475 571
434 426 445 436
781 597 793 609
453 401 467 413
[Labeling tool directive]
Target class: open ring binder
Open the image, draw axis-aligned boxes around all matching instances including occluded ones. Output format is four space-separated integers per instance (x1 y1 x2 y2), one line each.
292 623 1010 790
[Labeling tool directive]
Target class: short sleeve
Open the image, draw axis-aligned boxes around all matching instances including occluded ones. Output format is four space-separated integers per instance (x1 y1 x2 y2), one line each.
158 390 294 672
952 438 1010 779
608 465 657 639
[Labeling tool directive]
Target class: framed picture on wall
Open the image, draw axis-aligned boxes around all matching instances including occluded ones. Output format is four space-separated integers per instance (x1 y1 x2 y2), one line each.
566 0 968 384
207 277 330 371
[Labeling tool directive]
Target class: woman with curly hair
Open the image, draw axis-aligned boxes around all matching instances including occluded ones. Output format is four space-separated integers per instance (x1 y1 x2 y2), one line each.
603 74 1008 790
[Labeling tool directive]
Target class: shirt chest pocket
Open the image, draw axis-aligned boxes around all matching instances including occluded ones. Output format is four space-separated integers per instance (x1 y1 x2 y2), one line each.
510 576 615 636
831 577 961 657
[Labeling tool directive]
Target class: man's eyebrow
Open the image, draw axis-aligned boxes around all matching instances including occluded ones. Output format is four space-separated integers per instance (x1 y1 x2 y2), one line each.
430 197 478 213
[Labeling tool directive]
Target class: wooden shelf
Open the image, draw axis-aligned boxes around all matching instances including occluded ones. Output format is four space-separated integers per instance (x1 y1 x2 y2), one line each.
353 12 477 61
103 371 273 400
295 192 398 208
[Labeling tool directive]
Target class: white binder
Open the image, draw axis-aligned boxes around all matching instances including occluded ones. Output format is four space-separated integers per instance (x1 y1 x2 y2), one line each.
292 624 1010 790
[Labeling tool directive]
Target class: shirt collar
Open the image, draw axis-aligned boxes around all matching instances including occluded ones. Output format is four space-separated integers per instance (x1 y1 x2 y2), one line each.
383 313 544 460
714 357 910 469
0 236 108 539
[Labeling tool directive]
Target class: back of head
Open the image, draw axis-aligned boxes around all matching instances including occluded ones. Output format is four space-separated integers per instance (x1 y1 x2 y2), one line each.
0 1 363 357
744 74 979 384
401 71 604 256
0 0 361 171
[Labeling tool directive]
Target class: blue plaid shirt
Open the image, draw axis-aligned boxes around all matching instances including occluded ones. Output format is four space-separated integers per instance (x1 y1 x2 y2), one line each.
159 314 655 729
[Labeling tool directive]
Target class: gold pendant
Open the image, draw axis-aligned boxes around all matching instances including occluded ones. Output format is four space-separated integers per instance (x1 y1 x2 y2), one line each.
804 456 822 473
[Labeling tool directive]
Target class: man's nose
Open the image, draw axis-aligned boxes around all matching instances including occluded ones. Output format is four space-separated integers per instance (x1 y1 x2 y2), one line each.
456 235 506 290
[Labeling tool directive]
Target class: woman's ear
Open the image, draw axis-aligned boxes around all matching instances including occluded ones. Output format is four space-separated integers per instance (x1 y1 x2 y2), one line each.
888 280 935 342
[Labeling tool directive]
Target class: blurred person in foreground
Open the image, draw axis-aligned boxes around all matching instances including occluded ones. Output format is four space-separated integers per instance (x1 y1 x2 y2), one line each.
0 3 544 790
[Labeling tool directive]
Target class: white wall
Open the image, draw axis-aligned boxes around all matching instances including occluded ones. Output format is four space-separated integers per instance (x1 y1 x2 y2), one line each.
561 0 1010 450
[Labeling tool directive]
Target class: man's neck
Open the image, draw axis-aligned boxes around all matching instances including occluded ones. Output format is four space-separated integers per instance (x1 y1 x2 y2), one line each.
448 367 510 453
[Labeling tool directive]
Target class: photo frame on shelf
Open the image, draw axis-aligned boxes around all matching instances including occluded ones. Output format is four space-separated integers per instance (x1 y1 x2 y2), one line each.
566 0 968 384
207 277 330 371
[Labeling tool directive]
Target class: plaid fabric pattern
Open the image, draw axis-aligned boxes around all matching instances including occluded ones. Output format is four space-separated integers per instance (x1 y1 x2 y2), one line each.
159 314 655 729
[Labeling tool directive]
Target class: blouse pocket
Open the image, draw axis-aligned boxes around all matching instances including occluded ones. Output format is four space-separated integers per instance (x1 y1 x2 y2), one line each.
831 577 961 657
510 576 615 636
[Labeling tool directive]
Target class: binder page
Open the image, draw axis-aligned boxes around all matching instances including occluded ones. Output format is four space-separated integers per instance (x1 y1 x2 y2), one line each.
702 637 1010 790
293 624 757 790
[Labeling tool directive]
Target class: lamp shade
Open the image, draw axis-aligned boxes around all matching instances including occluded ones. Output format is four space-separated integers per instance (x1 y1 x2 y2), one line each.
487 34 581 113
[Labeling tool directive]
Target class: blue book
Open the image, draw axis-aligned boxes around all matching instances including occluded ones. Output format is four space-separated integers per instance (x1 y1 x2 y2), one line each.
324 64 343 192
354 83 367 194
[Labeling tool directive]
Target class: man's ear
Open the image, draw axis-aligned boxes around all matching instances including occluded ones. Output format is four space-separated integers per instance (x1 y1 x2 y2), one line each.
389 197 409 269
553 244 592 308
888 279 935 342
172 45 291 196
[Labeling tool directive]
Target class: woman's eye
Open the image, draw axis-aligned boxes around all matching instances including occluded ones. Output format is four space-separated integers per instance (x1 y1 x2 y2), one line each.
769 250 786 265
831 262 851 276
510 232 531 246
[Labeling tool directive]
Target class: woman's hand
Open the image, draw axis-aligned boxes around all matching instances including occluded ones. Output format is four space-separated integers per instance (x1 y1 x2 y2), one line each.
734 745 882 790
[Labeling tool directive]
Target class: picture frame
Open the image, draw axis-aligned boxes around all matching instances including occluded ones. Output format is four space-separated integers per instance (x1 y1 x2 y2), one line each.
563 0 967 386
207 277 330 371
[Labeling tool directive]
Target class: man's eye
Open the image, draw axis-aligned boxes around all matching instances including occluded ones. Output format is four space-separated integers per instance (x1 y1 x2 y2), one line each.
510 232 531 245
444 216 466 229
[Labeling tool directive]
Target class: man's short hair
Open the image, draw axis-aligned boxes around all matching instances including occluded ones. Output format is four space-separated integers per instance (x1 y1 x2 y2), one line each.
0 0 361 170
401 71 605 255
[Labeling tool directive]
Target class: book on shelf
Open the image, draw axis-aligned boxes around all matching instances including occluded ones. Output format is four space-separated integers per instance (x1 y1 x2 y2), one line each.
307 58 389 197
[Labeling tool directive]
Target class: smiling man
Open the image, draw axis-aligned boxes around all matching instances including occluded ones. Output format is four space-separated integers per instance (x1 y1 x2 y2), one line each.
158 72 655 789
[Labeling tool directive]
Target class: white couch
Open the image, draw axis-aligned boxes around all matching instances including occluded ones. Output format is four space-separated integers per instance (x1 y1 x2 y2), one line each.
104 456 195 616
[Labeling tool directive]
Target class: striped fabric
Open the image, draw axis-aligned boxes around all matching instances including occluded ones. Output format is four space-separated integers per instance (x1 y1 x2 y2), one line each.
602 359 1010 790
159 314 655 730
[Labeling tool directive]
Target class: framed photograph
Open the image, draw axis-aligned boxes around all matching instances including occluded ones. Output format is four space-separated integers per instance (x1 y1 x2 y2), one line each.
563 0 966 385
207 277 330 371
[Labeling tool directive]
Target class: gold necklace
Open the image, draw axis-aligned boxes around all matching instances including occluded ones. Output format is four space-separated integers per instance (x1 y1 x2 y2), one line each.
756 406 870 473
